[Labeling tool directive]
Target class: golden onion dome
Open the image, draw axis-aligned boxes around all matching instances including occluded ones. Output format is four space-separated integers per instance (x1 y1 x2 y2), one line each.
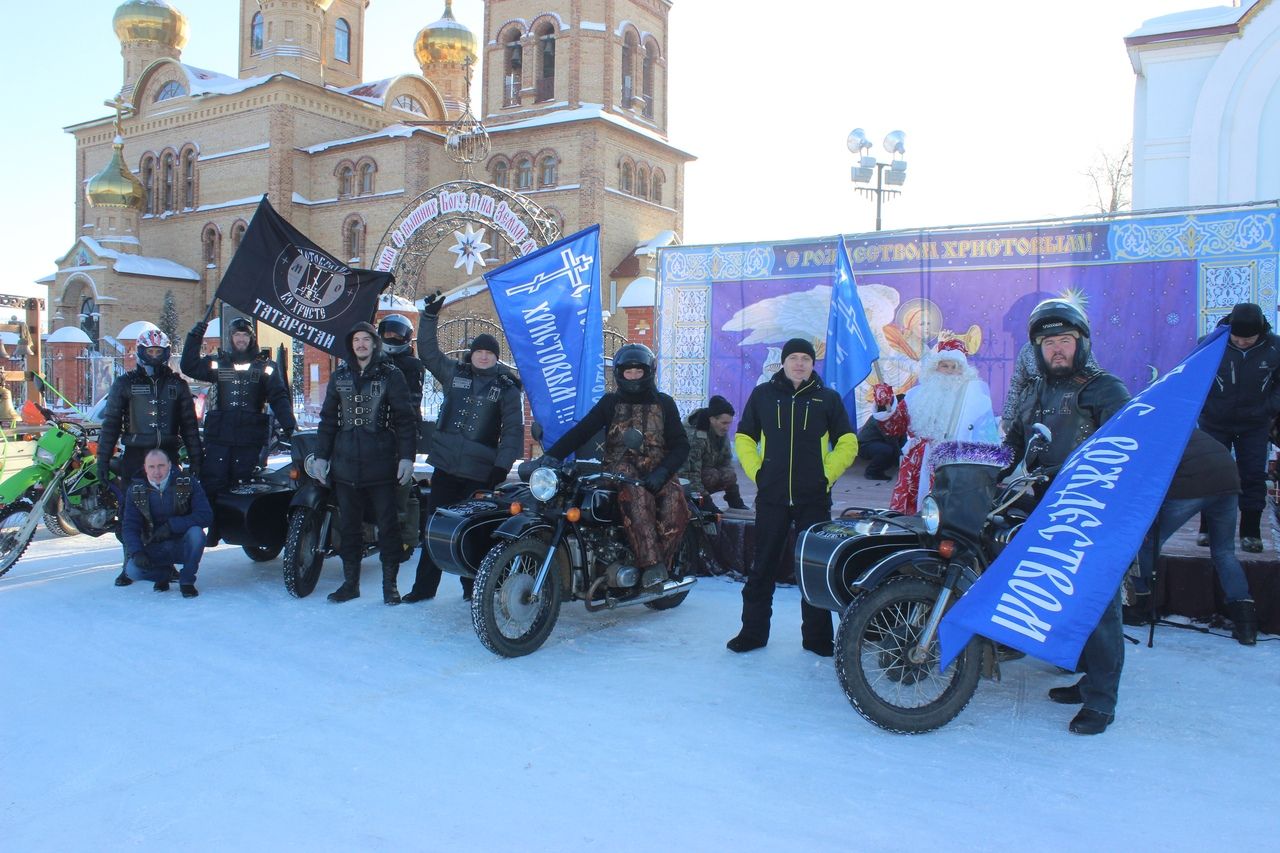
86 139 145 210
112 0 189 50
414 0 478 66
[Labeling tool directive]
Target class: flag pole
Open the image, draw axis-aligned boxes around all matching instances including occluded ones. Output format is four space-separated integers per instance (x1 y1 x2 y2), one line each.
201 299 219 324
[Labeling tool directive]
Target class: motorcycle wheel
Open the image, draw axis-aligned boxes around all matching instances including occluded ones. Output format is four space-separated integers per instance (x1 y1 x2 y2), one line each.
42 496 80 538
835 575 982 734
282 507 326 598
645 527 698 611
471 535 562 657
243 544 283 562
0 499 35 578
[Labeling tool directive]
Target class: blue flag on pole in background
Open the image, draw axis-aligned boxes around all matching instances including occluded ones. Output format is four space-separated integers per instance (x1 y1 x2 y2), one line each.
822 236 880 425
484 225 604 449
937 327 1230 671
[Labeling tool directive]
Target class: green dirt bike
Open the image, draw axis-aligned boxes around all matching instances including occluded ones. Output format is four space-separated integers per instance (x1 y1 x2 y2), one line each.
0 404 105 578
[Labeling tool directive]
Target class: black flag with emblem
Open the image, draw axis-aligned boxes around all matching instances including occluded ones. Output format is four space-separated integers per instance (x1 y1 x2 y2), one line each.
215 197 393 357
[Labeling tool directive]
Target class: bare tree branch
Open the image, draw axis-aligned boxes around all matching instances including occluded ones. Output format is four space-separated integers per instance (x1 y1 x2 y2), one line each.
1084 143 1133 214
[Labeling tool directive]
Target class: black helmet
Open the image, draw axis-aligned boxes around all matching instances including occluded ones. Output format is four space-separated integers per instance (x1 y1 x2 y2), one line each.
377 314 414 355
613 343 656 395
227 316 257 360
1028 299 1091 373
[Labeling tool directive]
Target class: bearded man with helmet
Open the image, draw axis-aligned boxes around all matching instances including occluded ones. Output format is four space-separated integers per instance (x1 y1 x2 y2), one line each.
1004 298 1132 735
98 328 203 587
312 322 418 604
180 316 296 544
401 291 524 602
533 343 691 591
377 313 428 564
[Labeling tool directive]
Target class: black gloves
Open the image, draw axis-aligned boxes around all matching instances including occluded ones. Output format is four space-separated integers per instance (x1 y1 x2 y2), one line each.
642 467 669 494
517 455 560 481
488 466 509 488
421 289 445 318
151 522 174 542
132 552 152 570
190 320 208 338
700 493 725 514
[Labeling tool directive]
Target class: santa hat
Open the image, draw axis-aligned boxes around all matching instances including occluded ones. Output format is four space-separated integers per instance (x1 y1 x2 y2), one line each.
934 338 969 365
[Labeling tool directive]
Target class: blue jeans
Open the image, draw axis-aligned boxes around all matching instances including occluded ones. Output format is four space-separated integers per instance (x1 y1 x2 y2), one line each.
1135 494 1251 602
126 527 207 585
1079 590 1124 716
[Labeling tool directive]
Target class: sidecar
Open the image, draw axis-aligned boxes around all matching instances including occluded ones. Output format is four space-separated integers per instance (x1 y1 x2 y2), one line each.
794 507 929 613
425 482 531 580
213 460 297 562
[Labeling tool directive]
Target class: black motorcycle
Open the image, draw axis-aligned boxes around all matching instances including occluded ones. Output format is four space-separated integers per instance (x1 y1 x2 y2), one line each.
281 429 425 597
795 430 1052 733
450 431 711 657
210 438 296 563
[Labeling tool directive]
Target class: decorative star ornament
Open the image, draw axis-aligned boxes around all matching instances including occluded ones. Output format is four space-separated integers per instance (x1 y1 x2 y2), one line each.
447 224 492 276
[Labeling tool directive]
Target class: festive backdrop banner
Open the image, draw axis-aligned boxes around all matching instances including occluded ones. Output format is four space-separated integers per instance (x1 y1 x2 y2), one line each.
655 204 1279 421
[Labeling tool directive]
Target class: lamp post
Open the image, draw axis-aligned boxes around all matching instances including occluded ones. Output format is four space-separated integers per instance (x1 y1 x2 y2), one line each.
848 128 908 231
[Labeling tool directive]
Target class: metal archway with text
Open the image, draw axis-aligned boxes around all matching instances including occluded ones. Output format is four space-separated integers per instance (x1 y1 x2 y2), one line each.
373 180 561 300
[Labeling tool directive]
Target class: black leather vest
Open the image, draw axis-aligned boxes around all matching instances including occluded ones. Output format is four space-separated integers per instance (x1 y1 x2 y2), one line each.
335 369 391 434
439 367 506 445
1026 374 1099 468
211 357 268 412
129 476 193 535
127 377 180 442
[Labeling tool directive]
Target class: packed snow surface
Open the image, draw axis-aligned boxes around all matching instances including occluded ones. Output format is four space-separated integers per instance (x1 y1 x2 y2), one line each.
3 532 1277 850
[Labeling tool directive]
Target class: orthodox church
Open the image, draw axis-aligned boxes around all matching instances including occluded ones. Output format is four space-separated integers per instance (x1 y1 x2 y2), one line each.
46 0 689 400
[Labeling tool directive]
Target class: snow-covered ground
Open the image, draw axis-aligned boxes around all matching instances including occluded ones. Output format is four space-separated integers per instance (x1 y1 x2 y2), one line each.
3 531 1278 851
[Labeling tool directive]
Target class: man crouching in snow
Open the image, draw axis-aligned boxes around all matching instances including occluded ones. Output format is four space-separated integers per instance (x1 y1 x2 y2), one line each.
122 449 213 598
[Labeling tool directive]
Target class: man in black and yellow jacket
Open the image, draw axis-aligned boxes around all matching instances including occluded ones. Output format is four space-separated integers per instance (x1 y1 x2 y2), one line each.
729 338 858 656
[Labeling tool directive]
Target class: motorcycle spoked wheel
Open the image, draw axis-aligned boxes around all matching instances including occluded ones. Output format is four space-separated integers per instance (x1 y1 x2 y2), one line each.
282 507 326 598
0 499 36 578
644 526 699 611
43 495 80 538
835 575 982 734
471 535 563 657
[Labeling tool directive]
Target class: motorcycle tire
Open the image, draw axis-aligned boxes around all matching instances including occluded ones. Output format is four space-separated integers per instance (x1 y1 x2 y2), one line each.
835 574 982 734
243 544 283 562
282 507 327 598
471 535 563 657
43 500 80 538
645 527 699 611
0 499 36 578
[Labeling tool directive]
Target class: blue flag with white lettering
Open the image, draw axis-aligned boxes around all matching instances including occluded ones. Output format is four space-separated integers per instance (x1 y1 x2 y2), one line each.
938 327 1229 671
485 225 604 448
822 236 880 425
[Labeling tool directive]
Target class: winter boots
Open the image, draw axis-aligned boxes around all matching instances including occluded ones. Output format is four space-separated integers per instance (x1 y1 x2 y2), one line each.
1048 679 1084 704
327 562 361 603
1069 708 1114 735
640 564 668 590
1239 509 1264 553
723 483 749 511
1228 599 1258 645
382 563 402 606
1122 592 1153 627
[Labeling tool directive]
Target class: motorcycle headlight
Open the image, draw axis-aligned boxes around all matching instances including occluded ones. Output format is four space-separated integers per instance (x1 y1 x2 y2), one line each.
528 466 560 502
35 446 57 466
921 494 941 535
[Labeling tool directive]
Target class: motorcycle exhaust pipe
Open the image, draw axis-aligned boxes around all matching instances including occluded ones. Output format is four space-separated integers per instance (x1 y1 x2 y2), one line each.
587 576 698 611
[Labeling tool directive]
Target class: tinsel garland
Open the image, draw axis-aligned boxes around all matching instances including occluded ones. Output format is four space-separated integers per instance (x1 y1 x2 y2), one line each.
931 440 1013 469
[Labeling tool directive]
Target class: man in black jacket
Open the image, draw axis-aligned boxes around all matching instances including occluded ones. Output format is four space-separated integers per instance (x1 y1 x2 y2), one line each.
1129 429 1257 644
1005 299 1131 735
313 323 417 604
378 313 427 564
729 338 858 657
401 293 524 602
1198 302 1280 552
181 316 296 544
99 328 203 587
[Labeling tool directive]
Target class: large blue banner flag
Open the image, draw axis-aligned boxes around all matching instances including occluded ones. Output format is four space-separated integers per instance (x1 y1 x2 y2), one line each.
938 327 1230 671
485 225 604 448
822 236 880 424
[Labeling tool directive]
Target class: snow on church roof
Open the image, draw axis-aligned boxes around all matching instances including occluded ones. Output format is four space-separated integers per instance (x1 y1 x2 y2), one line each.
178 64 289 98
79 237 200 281
487 104 694 158
1127 3 1254 42
298 125 434 154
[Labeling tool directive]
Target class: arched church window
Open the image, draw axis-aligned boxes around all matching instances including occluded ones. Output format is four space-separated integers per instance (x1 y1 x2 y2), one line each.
335 18 351 63
338 165 354 198
622 31 638 107
251 13 264 53
642 40 658 119
230 220 247 252
516 157 533 190
141 156 156 215
503 30 523 106
201 224 221 267
79 296 100 349
535 24 555 102
492 161 509 188
392 95 426 116
651 171 664 205
539 156 558 187
182 149 196 209
621 162 633 194
161 152 175 211
342 216 365 261
636 165 649 200
359 162 375 195
155 80 186 102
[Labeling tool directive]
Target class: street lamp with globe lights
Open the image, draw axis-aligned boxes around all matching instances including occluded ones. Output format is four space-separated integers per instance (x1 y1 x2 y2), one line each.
848 128 908 231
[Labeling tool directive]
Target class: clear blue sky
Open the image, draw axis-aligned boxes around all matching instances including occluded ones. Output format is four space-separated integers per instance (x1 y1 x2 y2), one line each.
5 0 1213 307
